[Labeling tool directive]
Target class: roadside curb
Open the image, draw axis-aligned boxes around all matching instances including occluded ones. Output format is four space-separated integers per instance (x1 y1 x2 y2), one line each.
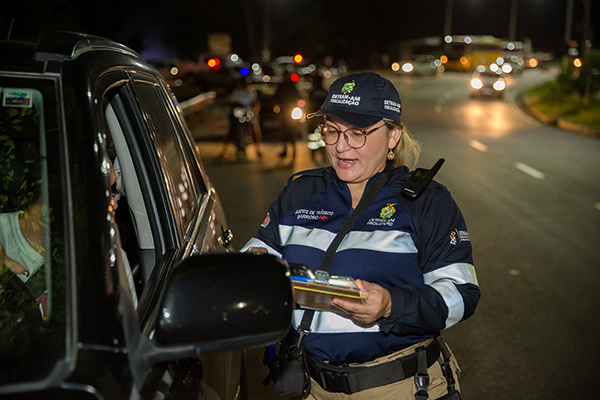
515 94 600 140
555 119 600 139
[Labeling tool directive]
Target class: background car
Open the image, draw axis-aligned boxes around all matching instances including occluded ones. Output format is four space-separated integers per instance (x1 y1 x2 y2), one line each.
391 54 440 77
0 32 293 400
470 66 507 98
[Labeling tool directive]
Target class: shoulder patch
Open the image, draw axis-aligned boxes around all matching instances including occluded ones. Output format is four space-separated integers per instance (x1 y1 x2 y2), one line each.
261 212 271 228
450 229 470 245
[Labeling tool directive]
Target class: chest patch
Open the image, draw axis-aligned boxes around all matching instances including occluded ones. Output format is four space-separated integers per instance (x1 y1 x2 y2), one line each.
380 203 397 219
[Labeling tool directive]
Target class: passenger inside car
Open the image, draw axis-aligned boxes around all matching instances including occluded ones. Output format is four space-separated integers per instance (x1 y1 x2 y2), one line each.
0 184 45 281
0 108 52 320
0 107 45 281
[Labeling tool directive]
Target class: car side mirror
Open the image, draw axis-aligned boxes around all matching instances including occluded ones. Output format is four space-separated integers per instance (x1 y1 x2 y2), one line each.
154 252 293 354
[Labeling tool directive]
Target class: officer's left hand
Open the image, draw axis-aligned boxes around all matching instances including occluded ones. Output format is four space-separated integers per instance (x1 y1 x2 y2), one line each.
331 279 391 325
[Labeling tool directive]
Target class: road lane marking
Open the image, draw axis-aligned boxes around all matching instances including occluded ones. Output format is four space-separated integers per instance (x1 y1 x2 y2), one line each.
470 140 488 152
515 162 546 179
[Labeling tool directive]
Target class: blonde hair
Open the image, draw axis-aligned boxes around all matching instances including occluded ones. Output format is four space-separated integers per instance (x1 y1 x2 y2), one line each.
384 120 421 170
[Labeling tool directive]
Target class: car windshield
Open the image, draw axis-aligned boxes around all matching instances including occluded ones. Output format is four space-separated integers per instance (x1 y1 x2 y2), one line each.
474 71 501 79
0 79 67 384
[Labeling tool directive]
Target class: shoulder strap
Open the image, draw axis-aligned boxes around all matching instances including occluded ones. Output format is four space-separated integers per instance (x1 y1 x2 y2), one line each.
318 164 393 272
298 165 394 336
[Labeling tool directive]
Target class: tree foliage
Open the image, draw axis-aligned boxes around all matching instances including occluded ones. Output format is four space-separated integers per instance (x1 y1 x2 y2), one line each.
557 51 600 97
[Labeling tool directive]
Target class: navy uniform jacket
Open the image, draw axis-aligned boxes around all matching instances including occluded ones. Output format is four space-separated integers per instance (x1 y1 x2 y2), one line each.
241 166 480 364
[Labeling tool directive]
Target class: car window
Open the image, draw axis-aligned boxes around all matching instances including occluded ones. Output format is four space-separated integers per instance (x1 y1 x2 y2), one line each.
0 83 66 384
132 81 198 234
162 88 208 198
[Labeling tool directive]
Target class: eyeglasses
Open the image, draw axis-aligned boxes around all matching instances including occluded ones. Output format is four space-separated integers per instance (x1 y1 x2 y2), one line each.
319 122 386 149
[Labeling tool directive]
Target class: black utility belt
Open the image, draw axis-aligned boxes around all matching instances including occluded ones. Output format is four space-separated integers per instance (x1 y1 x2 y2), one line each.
307 339 441 395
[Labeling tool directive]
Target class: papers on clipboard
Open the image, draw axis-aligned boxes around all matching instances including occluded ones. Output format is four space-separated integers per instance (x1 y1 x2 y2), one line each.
291 269 366 312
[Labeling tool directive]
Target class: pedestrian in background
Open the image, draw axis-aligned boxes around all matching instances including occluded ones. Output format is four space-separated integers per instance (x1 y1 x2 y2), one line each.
274 70 302 159
306 74 329 163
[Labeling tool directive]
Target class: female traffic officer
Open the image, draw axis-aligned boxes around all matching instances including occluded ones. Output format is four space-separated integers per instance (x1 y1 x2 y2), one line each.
242 71 480 399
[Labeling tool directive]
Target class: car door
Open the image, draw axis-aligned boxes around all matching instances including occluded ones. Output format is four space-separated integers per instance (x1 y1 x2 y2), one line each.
101 70 242 399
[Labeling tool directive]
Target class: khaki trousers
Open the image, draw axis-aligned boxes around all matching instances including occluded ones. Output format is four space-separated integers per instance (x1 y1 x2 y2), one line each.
304 339 461 400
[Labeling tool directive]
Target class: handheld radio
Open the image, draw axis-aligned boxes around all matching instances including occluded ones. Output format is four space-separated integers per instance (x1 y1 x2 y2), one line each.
401 158 445 200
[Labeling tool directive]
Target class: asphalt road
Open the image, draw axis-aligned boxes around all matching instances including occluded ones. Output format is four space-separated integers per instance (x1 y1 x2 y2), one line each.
189 67 600 399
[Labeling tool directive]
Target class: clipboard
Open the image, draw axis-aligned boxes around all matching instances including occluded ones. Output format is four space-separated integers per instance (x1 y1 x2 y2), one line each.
291 275 366 312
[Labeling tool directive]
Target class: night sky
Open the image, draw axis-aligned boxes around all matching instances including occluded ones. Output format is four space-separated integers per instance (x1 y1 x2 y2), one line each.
2 0 598 68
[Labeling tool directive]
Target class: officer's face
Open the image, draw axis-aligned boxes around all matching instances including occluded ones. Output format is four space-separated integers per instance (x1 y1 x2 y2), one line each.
325 117 400 192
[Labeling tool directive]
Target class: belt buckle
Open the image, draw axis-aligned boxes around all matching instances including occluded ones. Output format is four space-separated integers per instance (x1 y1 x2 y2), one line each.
324 370 352 395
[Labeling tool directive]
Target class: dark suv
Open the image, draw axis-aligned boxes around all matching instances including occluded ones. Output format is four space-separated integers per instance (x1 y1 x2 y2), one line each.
0 32 292 399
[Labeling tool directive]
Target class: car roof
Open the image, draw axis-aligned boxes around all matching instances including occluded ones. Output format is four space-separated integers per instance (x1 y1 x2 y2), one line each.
0 40 44 73
472 69 504 77
0 31 153 75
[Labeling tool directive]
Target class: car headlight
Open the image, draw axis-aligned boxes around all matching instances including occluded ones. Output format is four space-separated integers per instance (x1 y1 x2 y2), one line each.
291 107 303 120
402 63 414 73
493 79 505 91
233 107 246 119
471 78 483 90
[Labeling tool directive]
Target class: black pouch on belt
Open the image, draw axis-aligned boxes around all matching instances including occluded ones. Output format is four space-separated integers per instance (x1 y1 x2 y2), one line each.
267 332 311 397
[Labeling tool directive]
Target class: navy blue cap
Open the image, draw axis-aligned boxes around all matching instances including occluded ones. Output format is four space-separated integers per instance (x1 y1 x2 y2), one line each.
308 71 401 128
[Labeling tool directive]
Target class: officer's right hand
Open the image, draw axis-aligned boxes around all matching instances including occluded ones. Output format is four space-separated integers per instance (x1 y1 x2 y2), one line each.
1 242 26 275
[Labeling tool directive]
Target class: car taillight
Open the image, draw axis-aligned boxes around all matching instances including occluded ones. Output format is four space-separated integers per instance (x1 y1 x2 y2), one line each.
207 58 221 70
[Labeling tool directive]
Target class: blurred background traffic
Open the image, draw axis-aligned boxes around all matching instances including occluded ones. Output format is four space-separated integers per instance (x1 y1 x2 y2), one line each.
3 1 599 150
